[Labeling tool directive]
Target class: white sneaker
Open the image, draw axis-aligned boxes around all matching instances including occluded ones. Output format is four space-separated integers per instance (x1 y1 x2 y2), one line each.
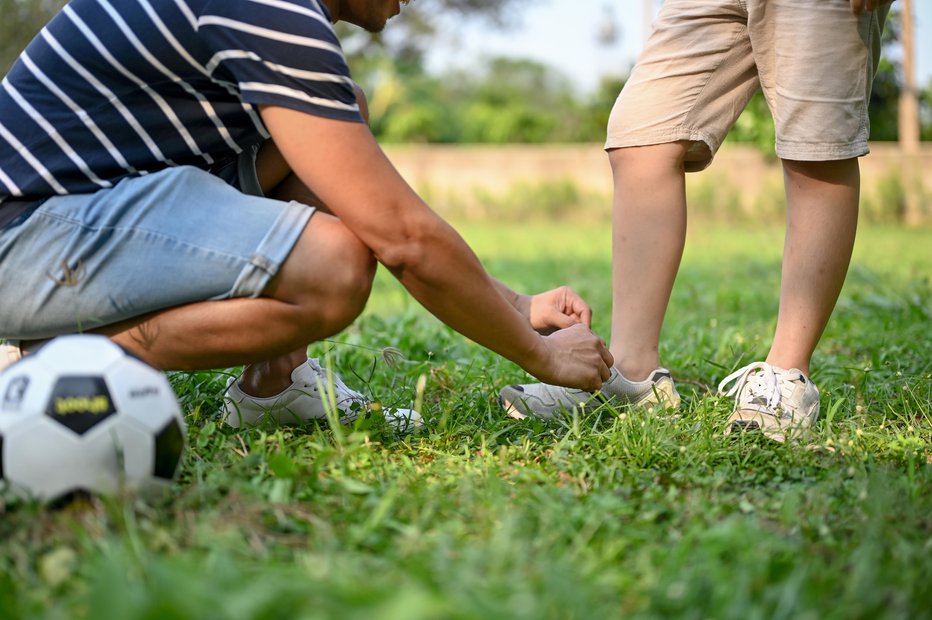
499 367 680 420
0 342 23 373
221 359 422 432
718 361 820 443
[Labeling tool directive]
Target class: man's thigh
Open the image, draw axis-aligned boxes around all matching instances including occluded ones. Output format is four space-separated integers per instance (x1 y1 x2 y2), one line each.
0 166 313 340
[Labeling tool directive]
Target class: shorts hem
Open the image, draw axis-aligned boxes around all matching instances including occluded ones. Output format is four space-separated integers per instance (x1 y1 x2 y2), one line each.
775 142 870 161
604 127 721 171
228 200 315 299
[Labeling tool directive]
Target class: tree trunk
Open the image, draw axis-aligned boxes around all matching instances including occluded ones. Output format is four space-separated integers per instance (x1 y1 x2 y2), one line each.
897 0 923 225
898 0 919 153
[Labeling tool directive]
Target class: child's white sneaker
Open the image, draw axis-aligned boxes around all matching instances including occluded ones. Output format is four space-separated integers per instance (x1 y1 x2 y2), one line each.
499 367 680 420
718 361 820 443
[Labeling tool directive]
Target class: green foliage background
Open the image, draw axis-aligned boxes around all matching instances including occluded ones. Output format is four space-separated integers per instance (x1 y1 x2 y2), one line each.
3 1 930 148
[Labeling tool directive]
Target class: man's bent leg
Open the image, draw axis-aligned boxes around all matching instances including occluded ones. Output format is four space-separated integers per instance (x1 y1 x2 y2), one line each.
103 211 376 372
227 127 375 397
766 158 860 376
0 167 315 341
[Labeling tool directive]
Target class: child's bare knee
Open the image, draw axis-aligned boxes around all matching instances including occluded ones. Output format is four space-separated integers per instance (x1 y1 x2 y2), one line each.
782 158 859 184
609 142 692 174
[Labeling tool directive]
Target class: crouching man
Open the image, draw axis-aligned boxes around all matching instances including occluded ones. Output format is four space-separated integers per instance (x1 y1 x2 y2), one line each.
0 0 612 427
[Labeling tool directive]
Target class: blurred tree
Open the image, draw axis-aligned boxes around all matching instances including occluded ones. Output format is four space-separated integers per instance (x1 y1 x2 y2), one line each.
921 83 932 142
338 0 539 142
358 4 931 145
369 56 628 144
0 0 67 75
453 58 572 143
338 0 530 71
370 69 453 142
867 13 903 141
897 0 918 151
576 75 627 143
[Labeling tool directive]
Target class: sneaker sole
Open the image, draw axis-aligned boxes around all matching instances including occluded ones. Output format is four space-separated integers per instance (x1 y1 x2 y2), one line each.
499 394 592 420
724 409 811 443
500 381 681 421
635 379 681 411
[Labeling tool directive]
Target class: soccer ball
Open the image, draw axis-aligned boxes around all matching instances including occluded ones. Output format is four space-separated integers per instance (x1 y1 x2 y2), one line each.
0 335 185 501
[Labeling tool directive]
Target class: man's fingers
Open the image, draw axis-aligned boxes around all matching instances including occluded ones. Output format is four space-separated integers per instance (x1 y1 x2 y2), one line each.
561 287 592 323
600 343 614 369
551 312 577 330
592 333 613 384
543 324 615 390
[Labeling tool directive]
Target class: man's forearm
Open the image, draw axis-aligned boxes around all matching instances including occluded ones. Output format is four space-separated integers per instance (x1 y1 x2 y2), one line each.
382 219 548 377
259 105 556 378
492 278 530 320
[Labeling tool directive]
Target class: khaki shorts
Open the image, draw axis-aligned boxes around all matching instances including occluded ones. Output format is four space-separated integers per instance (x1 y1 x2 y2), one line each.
606 0 888 171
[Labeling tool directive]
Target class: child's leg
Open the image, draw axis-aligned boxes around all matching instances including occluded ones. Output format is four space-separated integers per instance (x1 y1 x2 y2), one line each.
608 142 689 381
766 158 860 376
745 0 887 375
603 1 758 382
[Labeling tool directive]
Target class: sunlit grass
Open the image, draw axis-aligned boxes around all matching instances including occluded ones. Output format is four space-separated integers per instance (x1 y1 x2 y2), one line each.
1 222 929 619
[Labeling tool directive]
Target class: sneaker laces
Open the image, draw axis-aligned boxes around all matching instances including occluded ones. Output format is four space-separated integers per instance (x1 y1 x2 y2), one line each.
717 361 782 411
304 358 361 401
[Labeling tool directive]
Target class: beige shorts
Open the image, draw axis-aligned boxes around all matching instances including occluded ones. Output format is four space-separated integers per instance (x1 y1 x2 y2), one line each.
606 0 888 171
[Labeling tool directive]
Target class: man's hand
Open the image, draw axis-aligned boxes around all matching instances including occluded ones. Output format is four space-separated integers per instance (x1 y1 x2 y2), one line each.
849 0 894 15
532 323 613 392
520 286 593 335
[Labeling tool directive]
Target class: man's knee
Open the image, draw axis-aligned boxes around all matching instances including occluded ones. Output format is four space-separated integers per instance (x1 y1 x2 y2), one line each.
273 215 375 338
328 224 376 319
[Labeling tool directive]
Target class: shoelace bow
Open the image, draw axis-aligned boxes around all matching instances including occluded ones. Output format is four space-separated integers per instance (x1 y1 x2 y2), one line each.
717 362 783 411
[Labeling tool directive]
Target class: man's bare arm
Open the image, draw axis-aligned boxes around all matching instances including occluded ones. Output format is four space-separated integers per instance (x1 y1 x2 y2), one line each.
259 105 611 389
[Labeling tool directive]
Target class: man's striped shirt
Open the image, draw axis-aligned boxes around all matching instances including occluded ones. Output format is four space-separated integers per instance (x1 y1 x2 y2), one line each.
0 0 363 201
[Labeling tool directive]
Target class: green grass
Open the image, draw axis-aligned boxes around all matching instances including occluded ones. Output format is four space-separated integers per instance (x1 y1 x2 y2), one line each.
1 222 930 619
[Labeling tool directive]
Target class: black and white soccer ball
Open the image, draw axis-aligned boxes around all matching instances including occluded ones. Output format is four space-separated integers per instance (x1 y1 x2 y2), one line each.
0 335 185 501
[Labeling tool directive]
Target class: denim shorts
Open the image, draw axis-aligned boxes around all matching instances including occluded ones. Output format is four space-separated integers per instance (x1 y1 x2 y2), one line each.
0 155 314 340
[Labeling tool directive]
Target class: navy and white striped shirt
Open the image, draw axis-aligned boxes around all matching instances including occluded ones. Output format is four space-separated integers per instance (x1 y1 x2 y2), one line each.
0 0 363 201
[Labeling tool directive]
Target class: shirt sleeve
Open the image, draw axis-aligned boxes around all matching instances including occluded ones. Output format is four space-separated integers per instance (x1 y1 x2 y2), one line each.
197 0 363 123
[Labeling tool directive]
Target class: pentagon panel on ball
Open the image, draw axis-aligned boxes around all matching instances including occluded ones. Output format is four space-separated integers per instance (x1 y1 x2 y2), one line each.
0 335 186 502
